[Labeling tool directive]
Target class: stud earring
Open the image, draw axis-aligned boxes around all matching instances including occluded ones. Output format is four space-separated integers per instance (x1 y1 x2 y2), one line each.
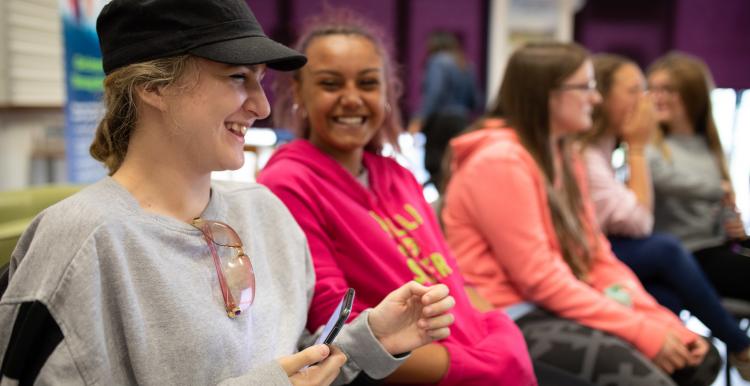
292 103 307 119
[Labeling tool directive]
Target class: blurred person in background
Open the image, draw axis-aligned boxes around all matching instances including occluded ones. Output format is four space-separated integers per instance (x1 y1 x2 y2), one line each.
407 30 482 190
578 53 750 381
647 51 750 377
442 42 721 386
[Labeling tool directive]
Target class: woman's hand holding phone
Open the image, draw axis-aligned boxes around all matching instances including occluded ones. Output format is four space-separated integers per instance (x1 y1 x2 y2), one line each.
368 281 455 355
278 344 347 386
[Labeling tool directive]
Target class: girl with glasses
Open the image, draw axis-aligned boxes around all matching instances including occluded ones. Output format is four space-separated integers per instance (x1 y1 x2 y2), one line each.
441 42 721 386
0 1 455 385
646 52 750 377
577 53 750 381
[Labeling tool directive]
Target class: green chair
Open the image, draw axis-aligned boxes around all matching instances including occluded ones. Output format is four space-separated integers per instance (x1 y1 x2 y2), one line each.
0 185 83 266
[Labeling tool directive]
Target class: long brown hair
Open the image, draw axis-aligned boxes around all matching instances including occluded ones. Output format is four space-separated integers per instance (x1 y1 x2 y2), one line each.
647 52 730 181
578 54 636 149
272 8 403 153
488 42 593 278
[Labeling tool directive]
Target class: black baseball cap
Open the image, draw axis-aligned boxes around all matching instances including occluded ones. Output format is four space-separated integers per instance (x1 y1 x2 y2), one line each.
96 0 307 74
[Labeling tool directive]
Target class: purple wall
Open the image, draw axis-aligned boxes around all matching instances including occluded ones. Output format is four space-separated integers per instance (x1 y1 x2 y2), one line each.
673 0 750 89
405 0 487 115
245 0 487 120
575 0 750 89
247 1 278 32
248 0 749 121
292 0 398 43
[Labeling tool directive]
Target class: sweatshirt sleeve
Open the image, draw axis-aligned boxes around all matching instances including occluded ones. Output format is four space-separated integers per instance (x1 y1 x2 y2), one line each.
217 363 291 386
583 148 653 237
462 151 671 358
0 301 88 386
0 300 294 386
264 183 406 382
330 310 408 384
647 146 723 201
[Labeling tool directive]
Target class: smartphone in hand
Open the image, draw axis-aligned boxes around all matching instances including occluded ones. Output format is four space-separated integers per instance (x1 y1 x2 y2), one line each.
315 288 355 345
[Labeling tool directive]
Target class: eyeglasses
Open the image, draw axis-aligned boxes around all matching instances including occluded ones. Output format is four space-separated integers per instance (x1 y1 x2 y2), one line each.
191 218 256 318
648 85 677 95
558 79 598 93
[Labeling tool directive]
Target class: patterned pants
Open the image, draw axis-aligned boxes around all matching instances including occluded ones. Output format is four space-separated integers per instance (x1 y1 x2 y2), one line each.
517 310 721 386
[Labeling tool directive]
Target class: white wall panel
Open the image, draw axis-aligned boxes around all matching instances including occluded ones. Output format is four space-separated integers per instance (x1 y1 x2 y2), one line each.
0 0 63 106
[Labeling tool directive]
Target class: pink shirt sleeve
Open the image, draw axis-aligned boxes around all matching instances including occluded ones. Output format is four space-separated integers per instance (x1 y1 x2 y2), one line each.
460 147 675 358
583 147 653 237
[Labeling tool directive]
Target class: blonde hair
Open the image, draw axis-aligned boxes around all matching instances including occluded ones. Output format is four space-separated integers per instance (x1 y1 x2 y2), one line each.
90 55 195 174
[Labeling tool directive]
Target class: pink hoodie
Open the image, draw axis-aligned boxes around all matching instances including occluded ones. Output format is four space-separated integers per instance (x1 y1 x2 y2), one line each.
442 121 696 359
258 139 536 386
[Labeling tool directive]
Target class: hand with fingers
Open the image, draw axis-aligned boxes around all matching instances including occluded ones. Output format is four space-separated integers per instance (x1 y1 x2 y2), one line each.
653 331 691 374
278 345 348 386
686 337 709 367
367 281 455 355
724 212 748 240
622 93 657 149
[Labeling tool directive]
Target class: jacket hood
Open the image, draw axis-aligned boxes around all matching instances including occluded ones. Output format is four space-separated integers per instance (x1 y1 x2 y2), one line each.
263 139 400 205
449 118 514 171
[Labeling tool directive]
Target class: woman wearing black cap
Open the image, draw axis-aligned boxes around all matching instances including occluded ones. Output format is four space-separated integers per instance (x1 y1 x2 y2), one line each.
0 1 455 385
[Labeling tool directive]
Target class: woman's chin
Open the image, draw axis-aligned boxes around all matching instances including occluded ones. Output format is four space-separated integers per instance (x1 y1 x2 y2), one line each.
218 156 246 173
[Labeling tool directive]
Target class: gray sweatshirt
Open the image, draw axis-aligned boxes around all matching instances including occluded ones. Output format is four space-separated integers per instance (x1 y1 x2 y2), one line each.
647 134 726 251
0 178 404 385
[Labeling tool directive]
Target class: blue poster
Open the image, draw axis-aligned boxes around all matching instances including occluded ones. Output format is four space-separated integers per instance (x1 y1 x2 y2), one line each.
60 0 107 183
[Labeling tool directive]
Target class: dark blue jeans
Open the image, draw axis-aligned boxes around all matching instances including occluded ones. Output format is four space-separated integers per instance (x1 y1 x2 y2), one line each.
609 233 750 353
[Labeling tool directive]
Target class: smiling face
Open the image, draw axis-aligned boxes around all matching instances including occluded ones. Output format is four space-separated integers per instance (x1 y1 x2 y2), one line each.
162 58 270 172
294 34 386 159
549 59 602 136
648 69 687 126
604 63 646 135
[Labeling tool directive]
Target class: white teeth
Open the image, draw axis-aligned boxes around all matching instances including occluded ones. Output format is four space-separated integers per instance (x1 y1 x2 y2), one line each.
227 122 248 136
335 117 364 125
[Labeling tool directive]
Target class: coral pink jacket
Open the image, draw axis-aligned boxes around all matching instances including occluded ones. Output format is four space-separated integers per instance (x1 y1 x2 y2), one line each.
442 121 696 358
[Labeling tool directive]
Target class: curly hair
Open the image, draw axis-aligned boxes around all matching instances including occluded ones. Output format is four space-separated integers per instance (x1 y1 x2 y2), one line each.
271 8 403 153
